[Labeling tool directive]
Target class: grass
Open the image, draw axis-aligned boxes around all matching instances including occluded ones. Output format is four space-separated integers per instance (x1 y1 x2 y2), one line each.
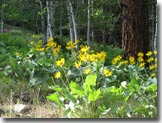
0 102 63 118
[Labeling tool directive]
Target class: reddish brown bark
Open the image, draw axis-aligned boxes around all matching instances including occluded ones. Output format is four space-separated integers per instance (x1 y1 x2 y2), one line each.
122 0 149 58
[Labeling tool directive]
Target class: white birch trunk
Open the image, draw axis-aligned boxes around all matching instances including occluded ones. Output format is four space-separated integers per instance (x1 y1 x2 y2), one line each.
68 0 78 42
46 1 53 41
67 2 74 42
87 0 91 46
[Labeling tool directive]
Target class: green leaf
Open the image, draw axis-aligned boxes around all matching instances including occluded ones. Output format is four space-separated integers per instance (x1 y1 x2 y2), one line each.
65 93 77 103
70 81 85 97
146 84 157 93
50 86 63 93
88 89 101 102
46 94 62 108
29 69 49 86
85 74 97 87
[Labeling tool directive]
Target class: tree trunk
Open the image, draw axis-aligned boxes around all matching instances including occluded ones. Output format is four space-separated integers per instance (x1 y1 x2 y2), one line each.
0 3 4 33
91 0 94 42
122 0 149 57
39 1 47 44
46 1 53 41
59 0 63 40
68 0 78 42
50 0 56 37
67 3 74 42
87 0 91 46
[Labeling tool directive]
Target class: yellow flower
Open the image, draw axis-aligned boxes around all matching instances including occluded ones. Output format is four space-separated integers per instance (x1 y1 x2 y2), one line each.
104 69 112 77
151 73 156 78
97 51 106 62
138 62 145 68
78 54 87 62
129 56 135 65
89 54 97 62
119 60 128 65
74 61 81 68
149 65 155 70
15 52 20 56
154 50 157 55
112 58 118 65
155 58 157 63
66 41 76 50
154 63 157 68
36 47 45 52
84 68 91 74
46 41 57 48
146 51 153 56
116 55 122 61
56 58 65 67
54 71 61 79
137 52 144 57
75 39 80 44
48 37 53 42
147 57 154 63
53 47 60 55
112 55 122 65
138 57 144 62
80 45 89 52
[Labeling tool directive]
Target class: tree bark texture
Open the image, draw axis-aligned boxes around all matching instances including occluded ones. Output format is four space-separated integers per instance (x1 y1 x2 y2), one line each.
122 0 149 57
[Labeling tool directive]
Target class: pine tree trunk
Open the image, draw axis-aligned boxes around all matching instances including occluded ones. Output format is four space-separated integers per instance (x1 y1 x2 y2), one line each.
122 0 149 57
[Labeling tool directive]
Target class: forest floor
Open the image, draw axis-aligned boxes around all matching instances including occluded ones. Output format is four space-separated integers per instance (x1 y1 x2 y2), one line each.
0 102 63 118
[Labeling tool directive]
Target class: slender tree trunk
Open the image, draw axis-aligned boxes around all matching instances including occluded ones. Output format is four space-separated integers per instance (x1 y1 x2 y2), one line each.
39 1 47 44
68 0 78 42
91 0 94 42
0 3 4 33
59 0 63 40
67 2 74 42
50 0 56 37
122 0 149 57
154 3 157 50
46 1 53 41
87 0 91 46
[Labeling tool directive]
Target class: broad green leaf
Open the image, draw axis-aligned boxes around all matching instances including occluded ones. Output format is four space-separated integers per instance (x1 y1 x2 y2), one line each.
29 70 49 86
46 94 62 108
65 93 77 103
146 84 157 93
70 81 84 97
85 74 97 87
88 89 101 102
